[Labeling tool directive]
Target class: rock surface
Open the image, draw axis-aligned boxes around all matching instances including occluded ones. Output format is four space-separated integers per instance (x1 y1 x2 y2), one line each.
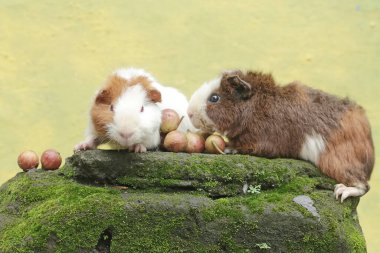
0 150 366 252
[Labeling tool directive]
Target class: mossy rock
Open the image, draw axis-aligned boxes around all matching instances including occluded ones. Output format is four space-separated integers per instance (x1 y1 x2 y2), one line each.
0 150 366 252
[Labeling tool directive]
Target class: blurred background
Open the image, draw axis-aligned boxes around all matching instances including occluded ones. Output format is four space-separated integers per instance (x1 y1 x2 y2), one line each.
0 0 379 251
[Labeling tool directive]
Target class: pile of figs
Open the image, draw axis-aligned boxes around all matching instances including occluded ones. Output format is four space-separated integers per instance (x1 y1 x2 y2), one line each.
17 109 226 172
160 109 226 154
17 149 62 171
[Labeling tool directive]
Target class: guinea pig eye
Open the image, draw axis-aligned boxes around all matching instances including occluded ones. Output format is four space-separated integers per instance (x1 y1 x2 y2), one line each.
110 105 114 112
140 106 144 113
208 94 220 103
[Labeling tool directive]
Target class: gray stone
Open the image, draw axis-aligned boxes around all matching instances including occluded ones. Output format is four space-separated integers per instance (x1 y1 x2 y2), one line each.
0 150 366 253
293 195 321 221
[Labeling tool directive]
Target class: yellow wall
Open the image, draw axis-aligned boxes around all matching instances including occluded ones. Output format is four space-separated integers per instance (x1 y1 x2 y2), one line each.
1 1 379 251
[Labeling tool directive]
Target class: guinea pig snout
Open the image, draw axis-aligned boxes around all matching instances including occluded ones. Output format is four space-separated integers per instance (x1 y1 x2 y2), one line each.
187 107 194 119
187 108 202 128
119 131 133 139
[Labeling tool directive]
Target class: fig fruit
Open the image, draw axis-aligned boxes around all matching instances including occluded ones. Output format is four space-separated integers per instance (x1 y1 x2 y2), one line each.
160 109 182 133
41 149 62 170
17 150 39 171
185 131 205 153
163 130 187 152
205 135 226 154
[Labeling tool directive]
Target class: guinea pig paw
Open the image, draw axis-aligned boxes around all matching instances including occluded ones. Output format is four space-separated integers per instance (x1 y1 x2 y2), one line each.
334 184 347 201
334 183 345 192
334 184 364 203
134 144 147 153
224 148 238 154
74 141 96 152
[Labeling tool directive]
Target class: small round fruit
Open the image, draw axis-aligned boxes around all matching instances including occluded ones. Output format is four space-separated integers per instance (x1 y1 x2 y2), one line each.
41 149 62 170
163 130 187 152
185 132 205 153
160 109 181 134
17 150 39 171
205 135 226 154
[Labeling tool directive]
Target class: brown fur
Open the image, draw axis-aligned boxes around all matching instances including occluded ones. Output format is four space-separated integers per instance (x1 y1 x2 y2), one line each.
90 74 161 137
206 70 374 188
318 108 374 187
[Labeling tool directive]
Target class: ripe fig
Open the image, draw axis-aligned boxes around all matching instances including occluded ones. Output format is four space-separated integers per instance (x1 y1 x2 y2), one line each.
41 149 62 170
185 131 205 153
17 150 39 171
160 109 184 133
163 130 187 152
205 135 226 154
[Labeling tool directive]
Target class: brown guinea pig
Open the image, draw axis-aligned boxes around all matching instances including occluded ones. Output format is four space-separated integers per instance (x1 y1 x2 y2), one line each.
187 70 374 202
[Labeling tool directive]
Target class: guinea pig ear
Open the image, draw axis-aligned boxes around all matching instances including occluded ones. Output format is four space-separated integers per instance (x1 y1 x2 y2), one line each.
148 89 162 103
226 75 252 100
95 89 111 104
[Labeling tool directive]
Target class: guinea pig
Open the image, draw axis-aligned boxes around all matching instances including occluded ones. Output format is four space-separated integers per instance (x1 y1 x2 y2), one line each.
75 68 195 153
187 70 374 202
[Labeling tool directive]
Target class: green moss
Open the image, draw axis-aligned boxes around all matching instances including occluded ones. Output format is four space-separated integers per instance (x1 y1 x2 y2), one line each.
113 207 187 252
116 176 158 188
103 152 317 186
287 191 365 253
203 180 220 189
202 197 244 221
104 153 334 200
58 165 76 179
1 171 247 252
344 221 366 253
106 192 227 253
0 171 125 253
200 197 259 253
277 176 317 193
117 177 197 190
0 152 367 252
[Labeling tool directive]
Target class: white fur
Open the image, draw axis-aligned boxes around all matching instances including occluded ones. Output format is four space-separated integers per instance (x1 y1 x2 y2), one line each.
107 84 161 149
116 67 196 132
75 67 196 152
334 183 366 202
151 81 197 132
74 68 197 152
187 77 221 132
299 132 326 165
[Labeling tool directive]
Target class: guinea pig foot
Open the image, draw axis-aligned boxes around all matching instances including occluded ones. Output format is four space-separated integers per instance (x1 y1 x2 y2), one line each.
74 141 96 152
133 144 147 153
224 148 238 154
334 183 366 203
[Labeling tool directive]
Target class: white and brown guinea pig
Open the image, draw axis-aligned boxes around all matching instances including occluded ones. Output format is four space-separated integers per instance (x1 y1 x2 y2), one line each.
187 70 374 202
75 68 195 153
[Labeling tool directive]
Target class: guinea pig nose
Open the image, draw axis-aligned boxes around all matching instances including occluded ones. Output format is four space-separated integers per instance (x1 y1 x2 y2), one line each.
119 131 133 139
188 111 194 119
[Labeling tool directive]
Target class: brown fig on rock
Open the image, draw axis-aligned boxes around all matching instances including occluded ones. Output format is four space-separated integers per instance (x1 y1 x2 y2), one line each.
17 150 39 171
185 131 205 153
163 130 187 152
205 135 225 154
41 149 62 170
